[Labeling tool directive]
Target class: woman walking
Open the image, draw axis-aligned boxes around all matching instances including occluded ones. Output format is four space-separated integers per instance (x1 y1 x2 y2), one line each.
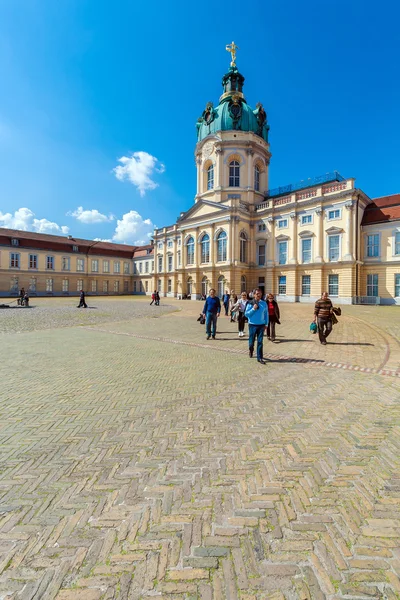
266 293 280 341
229 292 238 322
232 292 248 337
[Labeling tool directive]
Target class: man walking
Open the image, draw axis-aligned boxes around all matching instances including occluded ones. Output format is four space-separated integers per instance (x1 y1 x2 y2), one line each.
77 289 87 308
222 290 230 316
245 288 269 363
313 291 333 345
150 290 156 305
202 288 221 340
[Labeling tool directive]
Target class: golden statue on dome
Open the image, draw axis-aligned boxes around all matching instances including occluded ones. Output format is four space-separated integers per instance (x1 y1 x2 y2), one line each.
226 41 239 67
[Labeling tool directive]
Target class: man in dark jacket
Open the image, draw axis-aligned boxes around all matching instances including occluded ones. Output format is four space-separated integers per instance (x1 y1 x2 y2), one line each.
202 289 221 340
313 291 333 345
77 290 87 308
222 290 230 316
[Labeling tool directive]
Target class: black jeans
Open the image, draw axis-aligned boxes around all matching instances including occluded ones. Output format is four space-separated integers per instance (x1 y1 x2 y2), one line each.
224 302 229 316
266 321 276 340
237 313 246 333
317 318 332 343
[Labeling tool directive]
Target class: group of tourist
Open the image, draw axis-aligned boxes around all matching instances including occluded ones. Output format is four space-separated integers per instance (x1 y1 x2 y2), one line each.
149 291 161 306
202 288 337 364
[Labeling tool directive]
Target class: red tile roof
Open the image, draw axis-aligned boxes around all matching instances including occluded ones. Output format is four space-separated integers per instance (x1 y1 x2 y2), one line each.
362 194 400 225
0 227 141 258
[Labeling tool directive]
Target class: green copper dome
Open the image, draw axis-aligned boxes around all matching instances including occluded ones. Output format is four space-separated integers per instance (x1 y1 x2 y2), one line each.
196 66 269 143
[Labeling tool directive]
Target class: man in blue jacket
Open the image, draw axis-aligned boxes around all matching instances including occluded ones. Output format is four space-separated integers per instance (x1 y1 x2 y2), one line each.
245 288 269 363
202 289 221 340
222 290 230 316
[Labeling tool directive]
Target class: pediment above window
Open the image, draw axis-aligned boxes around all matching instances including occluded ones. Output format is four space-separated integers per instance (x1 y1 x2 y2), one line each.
298 230 315 238
325 226 344 234
276 234 290 241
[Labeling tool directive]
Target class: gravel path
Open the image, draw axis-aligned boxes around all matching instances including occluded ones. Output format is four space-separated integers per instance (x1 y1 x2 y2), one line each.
0 297 176 334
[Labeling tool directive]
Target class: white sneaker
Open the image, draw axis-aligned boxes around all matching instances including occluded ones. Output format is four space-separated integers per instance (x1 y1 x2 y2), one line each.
238 332 241 337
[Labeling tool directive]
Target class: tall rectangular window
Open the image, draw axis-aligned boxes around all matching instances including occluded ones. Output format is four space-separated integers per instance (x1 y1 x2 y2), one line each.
302 238 312 263
177 251 181 266
46 256 54 270
139 262 143 273
158 279 162 292
278 241 287 265
257 244 266 266
77 279 83 290
168 279 172 293
229 161 240 187
114 280 119 292
302 275 311 296
278 276 286 295
62 279 69 292
168 255 173 271
62 257 70 271
29 254 38 269
367 234 380 257
145 261 149 273
91 259 99 272
395 232 400 255
77 258 84 272
367 274 378 296
91 280 97 292
10 253 20 268
124 280 129 292
395 274 400 297
103 280 108 293
328 274 339 296
158 256 163 272
328 235 340 261
46 278 53 292
124 262 130 274
103 260 109 273
114 261 120 273
145 281 148 292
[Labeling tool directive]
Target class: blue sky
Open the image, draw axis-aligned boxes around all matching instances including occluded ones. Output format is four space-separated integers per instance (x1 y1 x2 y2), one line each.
0 0 399 244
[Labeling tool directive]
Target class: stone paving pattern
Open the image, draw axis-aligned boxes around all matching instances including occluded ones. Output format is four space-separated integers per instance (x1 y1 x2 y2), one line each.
0 297 400 599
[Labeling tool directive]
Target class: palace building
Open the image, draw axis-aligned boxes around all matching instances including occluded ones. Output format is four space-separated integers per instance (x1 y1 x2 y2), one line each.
1 45 400 304
151 45 400 305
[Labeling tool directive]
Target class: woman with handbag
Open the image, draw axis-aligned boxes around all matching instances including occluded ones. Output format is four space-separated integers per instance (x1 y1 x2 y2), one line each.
266 293 280 341
231 292 248 337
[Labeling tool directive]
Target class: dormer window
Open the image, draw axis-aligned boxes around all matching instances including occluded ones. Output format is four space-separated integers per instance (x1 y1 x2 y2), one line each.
11 238 19 246
72 245 79 252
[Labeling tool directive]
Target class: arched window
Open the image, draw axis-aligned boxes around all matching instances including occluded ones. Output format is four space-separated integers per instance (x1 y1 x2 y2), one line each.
186 236 195 264
239 232 247 263
207 165 214 190
218 275 224 298
202 276 208 297
241 275 246 293
229 160 240 187
254 165 260 191
201 233 210 263
217 231 227 262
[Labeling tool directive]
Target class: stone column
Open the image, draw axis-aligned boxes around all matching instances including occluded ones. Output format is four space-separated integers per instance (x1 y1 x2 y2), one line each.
343 201 354 261
215 146 223 191
228 218 233 264
246 147 254 189
289 212 298 264
315 208 324 263
196 155 202 196
210 223 215 266
267 217 275 266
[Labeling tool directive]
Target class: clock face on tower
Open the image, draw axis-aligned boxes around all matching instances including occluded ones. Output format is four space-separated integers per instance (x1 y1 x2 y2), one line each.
202 142 213 161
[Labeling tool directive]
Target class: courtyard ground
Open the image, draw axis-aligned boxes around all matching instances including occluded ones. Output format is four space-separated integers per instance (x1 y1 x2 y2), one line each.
0 297 399 599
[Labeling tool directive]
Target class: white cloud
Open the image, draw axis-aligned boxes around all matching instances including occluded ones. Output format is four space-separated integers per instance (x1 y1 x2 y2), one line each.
0 207 69 235
67 206 114 224
93 237 112 243
113 151 165 196
112 210 154 245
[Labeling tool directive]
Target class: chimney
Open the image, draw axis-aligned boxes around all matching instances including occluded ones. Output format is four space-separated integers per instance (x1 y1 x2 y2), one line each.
68 235 72 239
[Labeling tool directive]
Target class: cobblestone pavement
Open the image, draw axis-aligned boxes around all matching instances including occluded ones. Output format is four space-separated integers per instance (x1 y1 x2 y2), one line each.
0 298 400 599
